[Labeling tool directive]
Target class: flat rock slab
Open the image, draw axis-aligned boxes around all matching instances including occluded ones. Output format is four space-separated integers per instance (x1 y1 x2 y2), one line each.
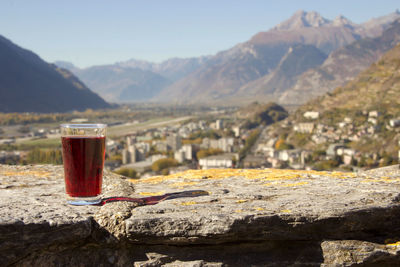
1 164 400 266
123 167 400 244
0 164 135 266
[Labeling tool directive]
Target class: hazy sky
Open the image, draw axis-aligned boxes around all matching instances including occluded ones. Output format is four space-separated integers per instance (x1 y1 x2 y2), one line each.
0 0 399 68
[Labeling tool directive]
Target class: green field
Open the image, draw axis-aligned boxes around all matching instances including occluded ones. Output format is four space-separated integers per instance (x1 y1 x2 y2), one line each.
17 137 61 150
107 116 192 137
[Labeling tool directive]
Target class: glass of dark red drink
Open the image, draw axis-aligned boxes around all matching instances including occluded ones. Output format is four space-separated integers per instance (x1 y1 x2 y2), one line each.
60 124 107 205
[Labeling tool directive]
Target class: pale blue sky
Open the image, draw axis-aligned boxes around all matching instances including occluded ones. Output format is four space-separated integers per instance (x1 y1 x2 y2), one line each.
0 0 398 68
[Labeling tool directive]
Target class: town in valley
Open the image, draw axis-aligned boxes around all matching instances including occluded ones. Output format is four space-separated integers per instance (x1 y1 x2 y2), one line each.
1 102 399 179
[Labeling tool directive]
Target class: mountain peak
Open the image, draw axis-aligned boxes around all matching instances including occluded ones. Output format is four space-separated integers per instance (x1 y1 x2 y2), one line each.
332 15 355 28
273 10 330 31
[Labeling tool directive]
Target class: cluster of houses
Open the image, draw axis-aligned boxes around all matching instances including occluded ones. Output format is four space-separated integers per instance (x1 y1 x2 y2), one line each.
110 119 246 176
248 110 400 170
249 135 308 169
2 108 399 174
0 117 247 174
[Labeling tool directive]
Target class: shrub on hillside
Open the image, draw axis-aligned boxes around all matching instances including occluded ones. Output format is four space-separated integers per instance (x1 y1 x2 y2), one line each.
196 148 223 159
114 168 137 179
275 139 294 150
313 160 340 171
189 130 221 140
242 102 288 130
26 148 62 164
239 129 261 160
152 158 178 172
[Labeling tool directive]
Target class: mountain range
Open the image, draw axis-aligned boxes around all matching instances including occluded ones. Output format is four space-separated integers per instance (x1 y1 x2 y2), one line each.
0 35 110 113
155 10 400 105
117 56 211 82
233 44 328 102
71 65 171 103
279 18 400 105
56 10 400 106
56 57 210 102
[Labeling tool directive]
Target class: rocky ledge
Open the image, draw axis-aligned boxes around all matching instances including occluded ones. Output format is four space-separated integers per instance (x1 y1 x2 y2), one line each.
1 164 400 266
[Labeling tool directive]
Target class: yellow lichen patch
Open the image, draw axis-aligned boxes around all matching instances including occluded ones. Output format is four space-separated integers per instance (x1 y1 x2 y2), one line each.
0 170 51 178
254 207 264 211
281 182 308 187
235 209 243 213
236 199 248 203
180 201 197 206
169 181 199 188
386 241 400 247
167 169 239 180
328 171 357 179
280 209 292 213
138 191 165 196
242 169 305 181
128 169 227 185
361 179 378 183
129 176 167 185
128 168 359 186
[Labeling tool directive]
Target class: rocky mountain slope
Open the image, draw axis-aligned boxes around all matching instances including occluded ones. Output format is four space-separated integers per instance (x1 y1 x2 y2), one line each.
154 10 400 105
0 35 110 113
57 57 209 103
117 56 210 82
279 19 400 105
55 10 400 105
236 44 327 101
358 9 400 37
300 42 400 114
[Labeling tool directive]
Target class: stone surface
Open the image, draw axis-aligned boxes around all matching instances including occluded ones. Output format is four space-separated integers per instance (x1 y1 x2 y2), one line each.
1 164 400 266
321 240 400 266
